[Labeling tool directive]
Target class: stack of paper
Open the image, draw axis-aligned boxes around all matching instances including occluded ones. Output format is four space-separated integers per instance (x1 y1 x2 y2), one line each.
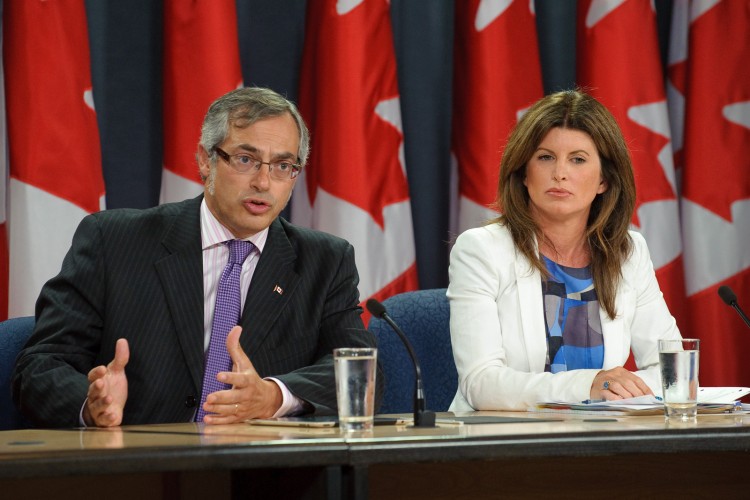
534 387 750 416
697 387 750 404
535 396 665 416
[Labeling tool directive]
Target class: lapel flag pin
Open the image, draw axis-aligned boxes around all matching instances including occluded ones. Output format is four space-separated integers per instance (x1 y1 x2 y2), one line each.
273 285 284 295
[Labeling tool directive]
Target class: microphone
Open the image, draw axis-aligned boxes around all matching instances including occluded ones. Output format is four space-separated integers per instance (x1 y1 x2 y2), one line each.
718 285 750 329
366 298 436 427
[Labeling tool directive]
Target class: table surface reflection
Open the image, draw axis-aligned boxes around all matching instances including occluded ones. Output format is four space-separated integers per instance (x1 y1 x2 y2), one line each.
2 410 750 478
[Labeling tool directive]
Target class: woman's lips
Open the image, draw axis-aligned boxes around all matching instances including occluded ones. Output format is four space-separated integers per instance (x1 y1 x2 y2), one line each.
546 188 571 197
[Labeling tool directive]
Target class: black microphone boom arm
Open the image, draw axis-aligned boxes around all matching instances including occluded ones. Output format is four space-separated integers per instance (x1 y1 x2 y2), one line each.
367 298 436 427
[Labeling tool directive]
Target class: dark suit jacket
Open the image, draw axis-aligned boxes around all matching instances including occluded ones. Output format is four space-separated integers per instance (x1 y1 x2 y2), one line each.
12 196 382 427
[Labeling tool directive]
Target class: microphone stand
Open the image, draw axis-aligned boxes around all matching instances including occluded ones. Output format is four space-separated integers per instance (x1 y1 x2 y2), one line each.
730 302 750 329
368 300 436 427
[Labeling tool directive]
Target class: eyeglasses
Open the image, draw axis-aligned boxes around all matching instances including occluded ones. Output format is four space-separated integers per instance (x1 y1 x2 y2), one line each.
213 147 301 180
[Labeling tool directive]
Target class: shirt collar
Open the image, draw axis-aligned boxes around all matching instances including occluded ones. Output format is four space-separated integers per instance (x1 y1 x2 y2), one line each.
200 198 268 253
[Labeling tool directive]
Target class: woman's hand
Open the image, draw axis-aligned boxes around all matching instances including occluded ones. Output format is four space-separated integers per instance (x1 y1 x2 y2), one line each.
591 367 653 400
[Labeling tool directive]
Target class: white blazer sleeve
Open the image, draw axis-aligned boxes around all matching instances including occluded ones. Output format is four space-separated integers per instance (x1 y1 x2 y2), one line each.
619 231 682 392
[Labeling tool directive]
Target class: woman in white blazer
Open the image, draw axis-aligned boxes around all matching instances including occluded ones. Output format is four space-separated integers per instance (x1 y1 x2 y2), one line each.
448 90 681 412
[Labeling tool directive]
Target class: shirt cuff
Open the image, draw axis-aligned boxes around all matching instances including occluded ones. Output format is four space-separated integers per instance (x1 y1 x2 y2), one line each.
266 377 305 417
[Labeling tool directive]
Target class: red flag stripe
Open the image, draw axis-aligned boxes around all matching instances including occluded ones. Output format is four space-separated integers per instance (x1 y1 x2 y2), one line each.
4 0 105 317
161 0 243 203
4 0 104 213
680 1 750 386
452 0 543 232
0 30 7 320
577 0 686 330
294 0 418 302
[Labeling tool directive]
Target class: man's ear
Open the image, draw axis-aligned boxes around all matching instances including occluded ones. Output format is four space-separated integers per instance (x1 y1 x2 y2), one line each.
197 146 211 181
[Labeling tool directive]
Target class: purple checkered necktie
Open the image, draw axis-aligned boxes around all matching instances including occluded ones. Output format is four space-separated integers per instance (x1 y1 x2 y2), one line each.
196 239 253 422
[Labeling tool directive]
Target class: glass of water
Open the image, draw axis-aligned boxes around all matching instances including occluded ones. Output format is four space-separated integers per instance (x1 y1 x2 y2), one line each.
334 347 377 432
658 338 700 421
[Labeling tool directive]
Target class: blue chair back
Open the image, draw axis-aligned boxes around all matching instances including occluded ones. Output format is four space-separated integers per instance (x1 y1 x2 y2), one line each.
0 316 35 430
368 289 457 413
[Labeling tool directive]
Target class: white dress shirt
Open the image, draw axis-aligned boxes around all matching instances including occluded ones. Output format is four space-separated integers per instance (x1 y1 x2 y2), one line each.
200 200 303 417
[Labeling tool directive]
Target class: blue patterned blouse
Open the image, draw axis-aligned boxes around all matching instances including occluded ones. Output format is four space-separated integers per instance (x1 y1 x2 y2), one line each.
541 255 604 373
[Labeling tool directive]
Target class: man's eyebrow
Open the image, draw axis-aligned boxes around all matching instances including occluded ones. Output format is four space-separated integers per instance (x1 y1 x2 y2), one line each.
235 144 296 160
235 144 259 154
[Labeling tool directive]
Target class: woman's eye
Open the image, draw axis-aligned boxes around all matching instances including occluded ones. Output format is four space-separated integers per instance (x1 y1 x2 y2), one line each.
571 156 586 164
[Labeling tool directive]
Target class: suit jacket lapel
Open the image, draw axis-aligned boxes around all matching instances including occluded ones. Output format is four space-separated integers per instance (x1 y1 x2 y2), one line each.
154 196 205 391
240 218 300 357
516 255 547 373
601 283 630 367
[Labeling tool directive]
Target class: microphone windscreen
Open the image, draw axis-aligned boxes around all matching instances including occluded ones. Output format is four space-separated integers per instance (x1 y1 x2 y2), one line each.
366 298 387 318
718 285 738 306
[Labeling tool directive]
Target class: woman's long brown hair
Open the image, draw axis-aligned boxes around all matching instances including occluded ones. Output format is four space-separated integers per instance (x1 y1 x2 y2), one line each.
491 90 636 319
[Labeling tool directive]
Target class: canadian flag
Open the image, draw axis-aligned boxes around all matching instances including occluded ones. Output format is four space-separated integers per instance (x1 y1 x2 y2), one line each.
4 0 106 318
160 0 243 204
666 0 690 188
293 0 418 318
679 0 750 386
577 0 686 328
452 0 544 233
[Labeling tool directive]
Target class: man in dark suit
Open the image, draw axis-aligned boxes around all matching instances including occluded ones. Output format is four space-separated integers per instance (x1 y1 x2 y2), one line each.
12 87 381 428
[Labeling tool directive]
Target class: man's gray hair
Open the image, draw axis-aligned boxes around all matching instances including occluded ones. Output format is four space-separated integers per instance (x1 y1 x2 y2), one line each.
198 87 310 168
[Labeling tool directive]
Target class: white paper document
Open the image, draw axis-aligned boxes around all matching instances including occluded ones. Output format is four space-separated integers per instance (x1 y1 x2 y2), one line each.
534 387 750 416
697 387 750 404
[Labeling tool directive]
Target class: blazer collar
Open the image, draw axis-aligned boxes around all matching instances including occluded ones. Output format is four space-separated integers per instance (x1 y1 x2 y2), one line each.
515 255 547 373
601 285 630 367
154 196 205 391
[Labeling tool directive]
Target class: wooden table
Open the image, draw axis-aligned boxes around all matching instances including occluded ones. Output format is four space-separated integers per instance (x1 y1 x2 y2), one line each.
2 411 750 499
